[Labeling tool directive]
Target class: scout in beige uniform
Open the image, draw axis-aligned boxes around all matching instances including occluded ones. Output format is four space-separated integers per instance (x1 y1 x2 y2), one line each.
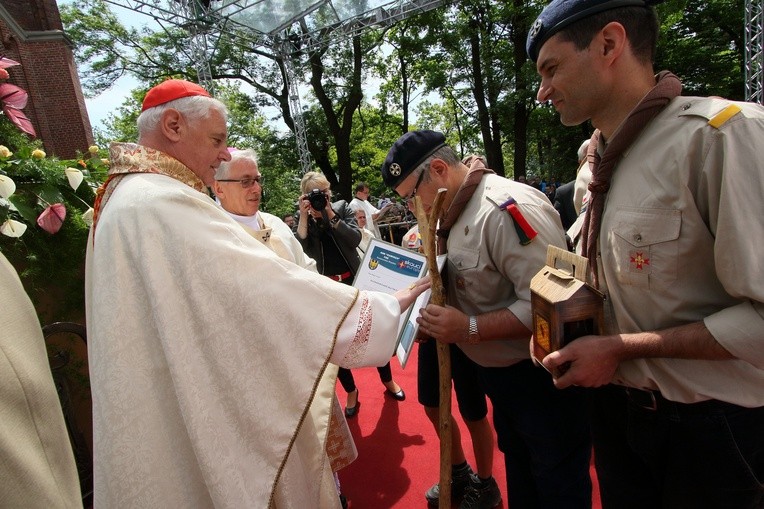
528 1 764 507
381 131 592 509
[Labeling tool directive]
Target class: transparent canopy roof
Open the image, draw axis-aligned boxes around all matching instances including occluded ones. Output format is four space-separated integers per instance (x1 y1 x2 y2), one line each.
218 0 393 36
106 0 446 54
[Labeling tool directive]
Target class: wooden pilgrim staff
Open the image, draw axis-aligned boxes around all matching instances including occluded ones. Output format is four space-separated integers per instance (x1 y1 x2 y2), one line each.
413 189 451 509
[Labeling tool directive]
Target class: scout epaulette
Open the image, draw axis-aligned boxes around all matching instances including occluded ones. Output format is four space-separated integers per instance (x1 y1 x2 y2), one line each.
498 197 537 246
707 104 741 129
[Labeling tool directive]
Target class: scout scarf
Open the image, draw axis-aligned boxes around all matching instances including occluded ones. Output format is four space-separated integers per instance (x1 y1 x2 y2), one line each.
92 142 206 237
581 71 682 288
436 156 494 255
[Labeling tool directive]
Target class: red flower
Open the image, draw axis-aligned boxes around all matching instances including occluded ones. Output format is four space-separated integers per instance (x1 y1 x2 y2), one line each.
37 203 67 234
0 55 35 137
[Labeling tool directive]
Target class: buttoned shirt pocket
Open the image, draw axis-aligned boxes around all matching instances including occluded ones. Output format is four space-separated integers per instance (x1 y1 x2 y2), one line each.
447 245 481 300
608 208 681 289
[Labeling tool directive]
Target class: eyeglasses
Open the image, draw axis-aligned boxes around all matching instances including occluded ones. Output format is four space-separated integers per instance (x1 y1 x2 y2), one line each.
401 170 425 206
216 176 263 189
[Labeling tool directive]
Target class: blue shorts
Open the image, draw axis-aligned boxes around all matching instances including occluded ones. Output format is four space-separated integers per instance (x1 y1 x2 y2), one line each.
417 340 488 422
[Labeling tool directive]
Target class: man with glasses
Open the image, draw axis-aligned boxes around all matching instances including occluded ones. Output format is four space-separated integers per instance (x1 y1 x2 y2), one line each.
381 130 592 508
213 149 310 265
214 149 357 508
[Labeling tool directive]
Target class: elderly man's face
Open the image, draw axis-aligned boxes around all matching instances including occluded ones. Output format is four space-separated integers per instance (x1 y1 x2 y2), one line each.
354 209 367 228
215 158 262 217
178 108 231 186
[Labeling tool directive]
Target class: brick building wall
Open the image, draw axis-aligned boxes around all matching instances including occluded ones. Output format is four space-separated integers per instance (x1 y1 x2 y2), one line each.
0 0 93 159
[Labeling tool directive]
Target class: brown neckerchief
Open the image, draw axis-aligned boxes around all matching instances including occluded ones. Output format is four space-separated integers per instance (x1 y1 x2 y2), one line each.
436 155 495 255
581 71 682 288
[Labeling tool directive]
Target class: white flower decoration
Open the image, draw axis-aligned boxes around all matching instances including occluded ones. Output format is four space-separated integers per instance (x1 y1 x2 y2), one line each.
81 207 94 227
0 175 16 199
1 218 27 237
65 167 84 191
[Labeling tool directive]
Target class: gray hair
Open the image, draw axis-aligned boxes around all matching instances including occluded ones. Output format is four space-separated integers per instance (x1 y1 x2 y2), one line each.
215 148 259 180
137 95 228 136
300 171 331 194
416 145 460 183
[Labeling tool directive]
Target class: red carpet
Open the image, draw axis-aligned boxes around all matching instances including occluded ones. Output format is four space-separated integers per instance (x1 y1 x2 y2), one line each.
338 345 601 508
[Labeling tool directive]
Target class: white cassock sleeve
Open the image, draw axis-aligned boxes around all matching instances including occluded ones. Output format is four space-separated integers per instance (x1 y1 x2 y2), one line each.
331 290 401 368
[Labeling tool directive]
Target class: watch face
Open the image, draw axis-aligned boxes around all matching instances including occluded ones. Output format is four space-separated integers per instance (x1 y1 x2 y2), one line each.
534 314 551 352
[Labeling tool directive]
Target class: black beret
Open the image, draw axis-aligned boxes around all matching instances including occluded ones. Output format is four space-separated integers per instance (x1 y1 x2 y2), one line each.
380 130 447 189
526 0 665 62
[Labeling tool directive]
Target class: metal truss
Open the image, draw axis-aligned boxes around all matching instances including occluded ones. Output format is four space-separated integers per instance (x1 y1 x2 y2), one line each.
745 0 763 104
100 0 448 172
168 0 215 90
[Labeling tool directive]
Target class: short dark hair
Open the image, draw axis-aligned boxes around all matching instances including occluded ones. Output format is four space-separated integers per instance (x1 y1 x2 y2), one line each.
354 182 369 193
557 6 659 64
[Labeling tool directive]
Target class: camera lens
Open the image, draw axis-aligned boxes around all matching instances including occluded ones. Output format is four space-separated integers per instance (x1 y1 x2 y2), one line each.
308 189 327 210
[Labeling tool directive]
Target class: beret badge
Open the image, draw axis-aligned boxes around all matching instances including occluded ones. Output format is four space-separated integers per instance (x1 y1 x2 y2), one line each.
529 19 543 39
389 163 402 177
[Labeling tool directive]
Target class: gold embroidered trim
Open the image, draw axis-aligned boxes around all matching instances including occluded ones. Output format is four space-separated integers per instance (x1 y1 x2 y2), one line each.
268 288 359 508
342 293 373 367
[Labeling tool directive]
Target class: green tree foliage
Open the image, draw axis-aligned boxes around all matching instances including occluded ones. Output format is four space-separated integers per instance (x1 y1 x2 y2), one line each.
62 0 749 193
61 0 391 201
656 0 744 100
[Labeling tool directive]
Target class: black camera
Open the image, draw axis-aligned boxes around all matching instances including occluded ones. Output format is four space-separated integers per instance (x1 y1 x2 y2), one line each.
307 189 327 210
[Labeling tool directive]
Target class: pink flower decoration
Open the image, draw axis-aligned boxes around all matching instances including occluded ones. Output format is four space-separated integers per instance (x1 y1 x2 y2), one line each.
37 203 67 234
0 69 9 80
0 56 20 69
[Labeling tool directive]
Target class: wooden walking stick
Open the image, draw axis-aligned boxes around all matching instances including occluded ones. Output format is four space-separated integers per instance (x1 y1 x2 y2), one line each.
414 189 451 509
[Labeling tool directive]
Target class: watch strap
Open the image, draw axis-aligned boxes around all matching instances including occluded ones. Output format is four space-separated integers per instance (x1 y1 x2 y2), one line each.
467 316 480 344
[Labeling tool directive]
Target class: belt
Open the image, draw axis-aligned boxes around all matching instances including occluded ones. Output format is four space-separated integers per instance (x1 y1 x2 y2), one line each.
328 271 352 282
624 387 741 415
625 387 660 411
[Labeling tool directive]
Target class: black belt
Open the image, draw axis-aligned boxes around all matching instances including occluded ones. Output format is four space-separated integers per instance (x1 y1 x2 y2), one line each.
623 387 741 415
624 387 660 411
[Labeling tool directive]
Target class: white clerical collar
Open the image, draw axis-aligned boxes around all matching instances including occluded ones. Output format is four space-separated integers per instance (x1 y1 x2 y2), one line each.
228 210 262 231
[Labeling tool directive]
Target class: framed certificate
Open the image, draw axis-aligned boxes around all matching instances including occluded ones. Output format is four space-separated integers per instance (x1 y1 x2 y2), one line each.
353 238 445 368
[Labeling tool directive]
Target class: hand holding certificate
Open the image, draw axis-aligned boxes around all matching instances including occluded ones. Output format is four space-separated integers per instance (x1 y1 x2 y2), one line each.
353 238 445 368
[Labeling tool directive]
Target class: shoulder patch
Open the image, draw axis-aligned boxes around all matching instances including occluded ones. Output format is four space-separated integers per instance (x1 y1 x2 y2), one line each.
498 197 537 246
708 104 742 129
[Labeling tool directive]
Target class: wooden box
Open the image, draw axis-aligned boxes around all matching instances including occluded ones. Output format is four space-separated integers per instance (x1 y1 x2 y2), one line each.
530 245 604 376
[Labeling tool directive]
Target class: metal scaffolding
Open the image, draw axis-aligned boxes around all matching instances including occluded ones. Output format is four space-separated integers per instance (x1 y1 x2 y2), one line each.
99 0 448 173
168 0 215 91
745 0 764 104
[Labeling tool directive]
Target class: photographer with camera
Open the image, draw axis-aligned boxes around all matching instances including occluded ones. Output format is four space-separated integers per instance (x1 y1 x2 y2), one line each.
297 171 405 419
296 172 361 279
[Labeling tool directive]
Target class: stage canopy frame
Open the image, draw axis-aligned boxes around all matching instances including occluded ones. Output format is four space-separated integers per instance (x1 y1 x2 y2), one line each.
98 0 450 173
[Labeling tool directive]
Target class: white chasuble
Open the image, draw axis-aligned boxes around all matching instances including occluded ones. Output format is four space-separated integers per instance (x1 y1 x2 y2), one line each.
86 144 399 508
228 210 357 478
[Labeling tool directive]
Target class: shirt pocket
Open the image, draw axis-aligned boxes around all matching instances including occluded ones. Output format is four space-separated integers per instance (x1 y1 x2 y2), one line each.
447 245 481 299
609 208 681 289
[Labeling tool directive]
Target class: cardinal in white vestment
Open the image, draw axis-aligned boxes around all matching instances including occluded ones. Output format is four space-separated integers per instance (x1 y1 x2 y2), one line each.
85 80 428 509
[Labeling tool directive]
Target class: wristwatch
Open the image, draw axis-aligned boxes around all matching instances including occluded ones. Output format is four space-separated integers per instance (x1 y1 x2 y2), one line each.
329 215 341 228
466 316 480 344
